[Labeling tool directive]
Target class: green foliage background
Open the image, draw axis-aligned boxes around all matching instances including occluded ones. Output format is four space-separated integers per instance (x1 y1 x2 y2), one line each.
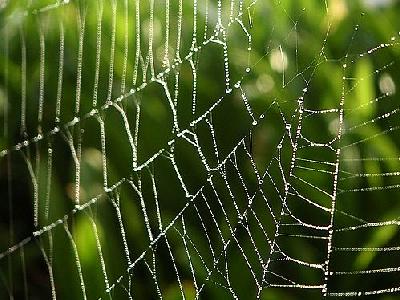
1 0 400 299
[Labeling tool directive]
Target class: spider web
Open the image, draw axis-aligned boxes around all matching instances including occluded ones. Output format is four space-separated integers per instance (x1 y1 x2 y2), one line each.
0 0 400 299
